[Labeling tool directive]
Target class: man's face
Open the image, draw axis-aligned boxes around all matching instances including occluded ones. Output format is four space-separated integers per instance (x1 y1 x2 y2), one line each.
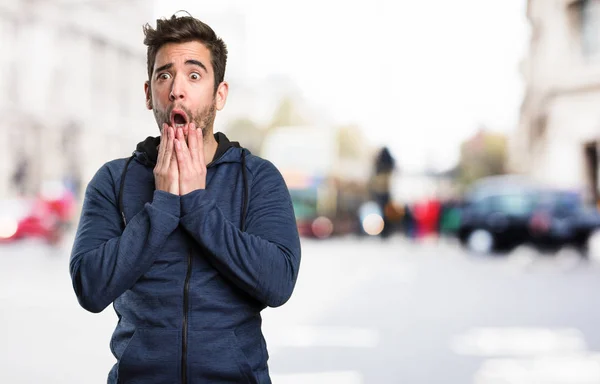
144 41 228 138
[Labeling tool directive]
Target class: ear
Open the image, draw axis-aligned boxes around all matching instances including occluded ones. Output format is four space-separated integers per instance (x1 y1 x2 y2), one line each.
144 81 152 110
215 81 229 111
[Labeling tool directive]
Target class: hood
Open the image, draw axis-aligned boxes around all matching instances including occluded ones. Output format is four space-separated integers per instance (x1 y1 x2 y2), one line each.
133 132 242 168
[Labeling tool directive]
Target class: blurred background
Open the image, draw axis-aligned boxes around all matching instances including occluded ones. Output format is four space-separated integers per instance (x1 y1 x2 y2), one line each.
4 0 600 383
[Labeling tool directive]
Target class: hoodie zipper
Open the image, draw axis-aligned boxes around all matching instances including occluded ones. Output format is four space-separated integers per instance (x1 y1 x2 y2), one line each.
181 249 192 384
180 152 233 384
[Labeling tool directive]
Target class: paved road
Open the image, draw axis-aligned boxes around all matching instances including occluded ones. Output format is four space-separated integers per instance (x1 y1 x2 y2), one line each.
1 234 600 383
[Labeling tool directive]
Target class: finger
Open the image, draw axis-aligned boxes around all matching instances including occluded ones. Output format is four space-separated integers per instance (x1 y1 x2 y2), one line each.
165 126 176 166
171 127 179 168
170 132 178 169
163 125 175 169
174 138 188 174
187 125 199 163
175 127 191 170
179 127 191 154
156 123 168 169
195 124 205 167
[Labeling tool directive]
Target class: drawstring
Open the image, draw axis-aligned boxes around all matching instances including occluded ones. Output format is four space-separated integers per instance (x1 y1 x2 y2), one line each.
119 155 135 228
119 150 250 232
240 150 248 232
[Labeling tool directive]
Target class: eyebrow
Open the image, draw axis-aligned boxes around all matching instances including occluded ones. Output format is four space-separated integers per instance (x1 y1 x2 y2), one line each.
154 60 208 75
154 63 173 74
185 60 208 73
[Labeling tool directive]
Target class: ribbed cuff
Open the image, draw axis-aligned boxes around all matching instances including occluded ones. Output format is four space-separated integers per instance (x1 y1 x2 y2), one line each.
151 190 181 218
180 189 210 216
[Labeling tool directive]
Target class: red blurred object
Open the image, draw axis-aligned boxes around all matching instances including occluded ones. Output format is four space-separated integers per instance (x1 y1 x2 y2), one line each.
0 183 76 244
296 216 337 239
529 211 552 234
296 219 314 238
413 198 442 238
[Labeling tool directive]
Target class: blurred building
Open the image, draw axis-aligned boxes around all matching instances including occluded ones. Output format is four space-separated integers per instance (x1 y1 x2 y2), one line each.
0 0 154 199
221 75 315 133
512 0 600 204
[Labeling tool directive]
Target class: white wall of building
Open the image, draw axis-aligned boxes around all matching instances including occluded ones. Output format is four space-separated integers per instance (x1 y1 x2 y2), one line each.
0 1 155 199
514 0 600 201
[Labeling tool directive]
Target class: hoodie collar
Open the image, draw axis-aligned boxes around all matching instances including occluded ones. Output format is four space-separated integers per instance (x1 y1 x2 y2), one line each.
134 131 242 167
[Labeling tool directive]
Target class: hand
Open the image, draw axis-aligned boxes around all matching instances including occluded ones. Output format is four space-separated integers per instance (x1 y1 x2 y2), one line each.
174 123 206 195
153 124 179 195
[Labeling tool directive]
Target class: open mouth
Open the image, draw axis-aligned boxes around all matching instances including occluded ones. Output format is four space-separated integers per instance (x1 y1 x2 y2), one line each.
170 109 188 128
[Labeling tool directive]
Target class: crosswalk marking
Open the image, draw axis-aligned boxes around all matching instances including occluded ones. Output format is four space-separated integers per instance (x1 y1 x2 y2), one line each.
267 326 380 349
451 327 587 356
271 371 363 384
451 327 599 383
474 355 600 384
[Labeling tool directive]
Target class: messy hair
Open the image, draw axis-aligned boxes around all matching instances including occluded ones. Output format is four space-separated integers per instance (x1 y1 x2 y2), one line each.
143 13 228 93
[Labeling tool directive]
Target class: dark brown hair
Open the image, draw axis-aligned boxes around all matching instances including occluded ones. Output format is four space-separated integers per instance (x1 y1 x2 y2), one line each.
143 13 228 93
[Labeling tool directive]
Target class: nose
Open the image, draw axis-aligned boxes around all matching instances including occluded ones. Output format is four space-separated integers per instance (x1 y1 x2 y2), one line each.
169 75 186 101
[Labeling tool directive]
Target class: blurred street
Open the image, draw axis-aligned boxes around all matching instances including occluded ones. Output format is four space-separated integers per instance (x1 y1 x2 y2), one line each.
2 235 600 384
4 1 600 383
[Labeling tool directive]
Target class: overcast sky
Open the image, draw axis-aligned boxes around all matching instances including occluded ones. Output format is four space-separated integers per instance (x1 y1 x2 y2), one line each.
154 0 529 172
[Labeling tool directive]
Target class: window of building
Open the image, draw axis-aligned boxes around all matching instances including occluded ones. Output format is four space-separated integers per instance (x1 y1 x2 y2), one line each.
529 113 547 148
574 0 600 59
117 48 133 118
0 17 17 108
90 37 108 115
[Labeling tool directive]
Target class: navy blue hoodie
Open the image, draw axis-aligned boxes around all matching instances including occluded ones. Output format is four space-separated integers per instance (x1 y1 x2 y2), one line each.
69 132 301 383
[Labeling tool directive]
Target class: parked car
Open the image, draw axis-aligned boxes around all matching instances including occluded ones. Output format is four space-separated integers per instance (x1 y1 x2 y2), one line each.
458 183 536 253
528 190 600 252
457 176 600 255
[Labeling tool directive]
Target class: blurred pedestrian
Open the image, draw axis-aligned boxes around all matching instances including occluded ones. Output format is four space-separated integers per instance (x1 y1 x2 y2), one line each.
69 13 301 383
11 156 29 196
370 146 396 238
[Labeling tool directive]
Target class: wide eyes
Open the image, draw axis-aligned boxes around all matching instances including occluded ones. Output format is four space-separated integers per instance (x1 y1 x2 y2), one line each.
156 72 201 81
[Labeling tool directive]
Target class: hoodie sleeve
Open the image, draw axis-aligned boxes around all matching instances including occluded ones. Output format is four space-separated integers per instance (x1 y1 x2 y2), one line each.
69 163 180 313
179 160 301 308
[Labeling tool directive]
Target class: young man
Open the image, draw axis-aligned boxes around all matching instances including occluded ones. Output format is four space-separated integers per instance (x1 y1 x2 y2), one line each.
69 13 301 384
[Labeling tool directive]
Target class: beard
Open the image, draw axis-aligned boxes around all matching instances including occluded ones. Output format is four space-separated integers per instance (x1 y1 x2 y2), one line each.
153 102 216 140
